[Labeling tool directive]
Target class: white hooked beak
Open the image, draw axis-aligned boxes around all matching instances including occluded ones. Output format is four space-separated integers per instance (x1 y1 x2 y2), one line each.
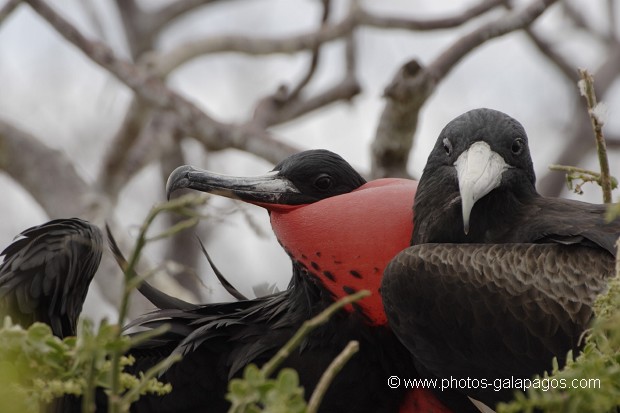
454 141 510 234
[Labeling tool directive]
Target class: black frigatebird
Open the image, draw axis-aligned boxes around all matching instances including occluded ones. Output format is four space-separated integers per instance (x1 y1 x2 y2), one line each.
139 149 465 412
0 218 102 338
381 108 620 408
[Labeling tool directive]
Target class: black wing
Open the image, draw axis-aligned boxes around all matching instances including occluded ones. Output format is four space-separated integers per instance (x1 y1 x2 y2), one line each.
513 197 620 255
0 218 102 338
382 242 614 407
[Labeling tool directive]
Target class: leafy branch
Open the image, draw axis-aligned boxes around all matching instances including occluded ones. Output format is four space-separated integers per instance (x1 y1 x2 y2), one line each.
107 193 207 413
0 193 209 413
548 164 618 196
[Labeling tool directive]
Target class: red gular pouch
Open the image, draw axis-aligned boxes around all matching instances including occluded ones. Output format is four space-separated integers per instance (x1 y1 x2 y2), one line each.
254 178 417 326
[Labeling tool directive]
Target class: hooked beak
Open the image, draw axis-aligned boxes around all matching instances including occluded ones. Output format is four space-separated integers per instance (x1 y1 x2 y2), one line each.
454 141 509 234
166 165 309 208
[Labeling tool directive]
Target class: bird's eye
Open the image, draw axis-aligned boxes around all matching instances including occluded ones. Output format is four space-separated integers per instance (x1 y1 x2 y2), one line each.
511 138 524 155
442 138 452 156
314 174 332 190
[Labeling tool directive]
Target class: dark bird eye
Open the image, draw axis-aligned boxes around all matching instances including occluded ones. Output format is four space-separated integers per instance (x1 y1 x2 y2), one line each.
511 138 524 155
314 174 332 190
442 138 452 156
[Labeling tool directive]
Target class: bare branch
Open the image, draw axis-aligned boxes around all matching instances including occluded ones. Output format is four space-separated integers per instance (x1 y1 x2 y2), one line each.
251 1 361 129
371 0 559 178
0 118 96 218
114 0 148 58
608 0 618 40
98 98 152 198
149 0 222 36
24 0 300 165
426 0 559 85
254 77 361 128
286 0 331 102
0 0 21 25
501 0 576 83
153 0 503 77
561 0 613 43
359 0 503 31
152 12 357 77
524 28 577 83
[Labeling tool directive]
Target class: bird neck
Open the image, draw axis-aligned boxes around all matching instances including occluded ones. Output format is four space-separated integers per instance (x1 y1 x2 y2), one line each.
270 179 418 326
413 177 538 244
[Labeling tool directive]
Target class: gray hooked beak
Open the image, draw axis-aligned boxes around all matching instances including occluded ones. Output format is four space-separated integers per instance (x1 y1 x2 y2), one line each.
454 141 510 234
166 165 306 206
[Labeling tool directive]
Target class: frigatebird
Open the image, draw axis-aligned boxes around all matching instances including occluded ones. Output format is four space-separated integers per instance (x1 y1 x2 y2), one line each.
381 108 620 407
0 218 102 338
131 149 468 412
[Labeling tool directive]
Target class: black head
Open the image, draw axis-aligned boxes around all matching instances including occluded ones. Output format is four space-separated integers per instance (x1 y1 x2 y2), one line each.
414 108 538 242
271 149 366 202
166 149 366 207
426 108 535 185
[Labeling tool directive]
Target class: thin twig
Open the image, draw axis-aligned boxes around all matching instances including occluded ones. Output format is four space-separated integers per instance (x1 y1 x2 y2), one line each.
578 69 612 203
260 290 370 378
549 164 618 195
107 194 206 413
549 164 618 186
306 340 359 413
98 98 152 199
287 0 330 102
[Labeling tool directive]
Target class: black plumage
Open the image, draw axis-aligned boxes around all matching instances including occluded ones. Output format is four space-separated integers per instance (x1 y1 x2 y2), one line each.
0 218 102 338
381 108 620 407
117 149 421 412
125 266 412 413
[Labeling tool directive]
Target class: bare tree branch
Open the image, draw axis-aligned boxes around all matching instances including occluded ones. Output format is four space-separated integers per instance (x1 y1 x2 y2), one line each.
0 118 97 218
371 0 559 178
608 0 618 41
524 28 577 83
98 98 152 199
254 77 361 128
251 0 361 129
153 0 504 77
24 0 300 165
152 12 357 77
113 0 147 58
358 0 503 31
286 0 331 103
0 0 21 25
371 60 426 178
425 0 559 87
149 0 223 37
